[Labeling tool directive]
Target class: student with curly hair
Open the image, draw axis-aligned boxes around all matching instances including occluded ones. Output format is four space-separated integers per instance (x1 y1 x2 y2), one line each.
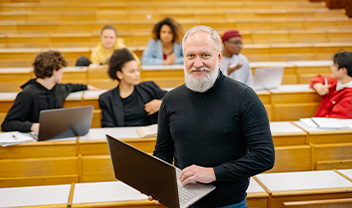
99 48 167 127
141 17 184 65
1 50 98 132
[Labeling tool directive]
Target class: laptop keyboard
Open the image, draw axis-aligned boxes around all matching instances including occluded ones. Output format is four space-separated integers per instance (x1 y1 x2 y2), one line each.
178 185 197 204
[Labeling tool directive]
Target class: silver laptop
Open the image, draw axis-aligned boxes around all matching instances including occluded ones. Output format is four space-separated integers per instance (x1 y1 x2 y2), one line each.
32 106 94 141
252 67 284 90
106 134 215 208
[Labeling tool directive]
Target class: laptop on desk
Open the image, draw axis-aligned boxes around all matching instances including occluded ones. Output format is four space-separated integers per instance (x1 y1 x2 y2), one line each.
106 134 215 208
252 67 284 91
32 106 94 141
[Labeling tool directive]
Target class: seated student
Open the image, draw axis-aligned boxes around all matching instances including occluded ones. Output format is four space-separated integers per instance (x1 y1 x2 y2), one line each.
89 25 140 66
310 51 352 118
219 29 253 86
99 48 167 127
1 50 99 133
141 17 183 65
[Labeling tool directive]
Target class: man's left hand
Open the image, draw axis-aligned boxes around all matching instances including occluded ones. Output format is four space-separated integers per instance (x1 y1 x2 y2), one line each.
179 165 216 185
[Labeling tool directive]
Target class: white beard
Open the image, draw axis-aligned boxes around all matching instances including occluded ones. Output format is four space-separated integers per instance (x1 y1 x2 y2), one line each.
184 66 219 93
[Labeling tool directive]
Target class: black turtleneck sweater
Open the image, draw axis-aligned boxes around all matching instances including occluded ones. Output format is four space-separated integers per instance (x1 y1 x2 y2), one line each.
154 71 275 207
1 79 87 132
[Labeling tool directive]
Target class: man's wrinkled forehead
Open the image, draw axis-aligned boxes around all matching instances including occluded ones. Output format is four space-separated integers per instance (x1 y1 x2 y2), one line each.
183 31 217 52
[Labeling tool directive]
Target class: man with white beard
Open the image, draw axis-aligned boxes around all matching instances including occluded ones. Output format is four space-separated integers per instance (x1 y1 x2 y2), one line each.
151 26 275 208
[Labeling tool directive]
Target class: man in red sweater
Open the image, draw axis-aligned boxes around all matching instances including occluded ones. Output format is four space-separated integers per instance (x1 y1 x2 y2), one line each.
310 51 352 118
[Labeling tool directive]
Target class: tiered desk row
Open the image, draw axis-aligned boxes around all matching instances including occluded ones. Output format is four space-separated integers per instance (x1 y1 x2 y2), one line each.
1 131 352 208
0 62 328 123
1 171 352 208
1 122 352 189
0 42 349 67
1 30 352 49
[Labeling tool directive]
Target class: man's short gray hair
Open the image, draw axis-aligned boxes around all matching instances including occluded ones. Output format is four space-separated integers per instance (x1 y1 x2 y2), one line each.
182 26 221 53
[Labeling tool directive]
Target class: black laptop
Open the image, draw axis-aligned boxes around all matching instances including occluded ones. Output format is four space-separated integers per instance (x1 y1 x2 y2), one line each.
106 134 215 208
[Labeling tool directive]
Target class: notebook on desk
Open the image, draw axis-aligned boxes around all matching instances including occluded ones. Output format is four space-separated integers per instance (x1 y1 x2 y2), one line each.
32 106 94 141
106 134 215 208
252 67 284 90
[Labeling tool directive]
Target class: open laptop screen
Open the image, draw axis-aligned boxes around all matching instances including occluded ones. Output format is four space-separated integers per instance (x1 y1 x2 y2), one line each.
37 105 93 141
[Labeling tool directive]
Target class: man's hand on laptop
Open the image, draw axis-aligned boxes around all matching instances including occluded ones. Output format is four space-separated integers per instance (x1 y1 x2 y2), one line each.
179 165 216 185
31 123 39 133
147 195 160 204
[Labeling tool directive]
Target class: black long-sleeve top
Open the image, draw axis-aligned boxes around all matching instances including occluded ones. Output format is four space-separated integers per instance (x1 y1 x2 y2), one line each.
154 71 275 207
98 81 168 127
1 79 87 132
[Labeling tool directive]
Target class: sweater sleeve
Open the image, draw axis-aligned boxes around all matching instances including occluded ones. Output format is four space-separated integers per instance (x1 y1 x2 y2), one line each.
1 93 34 132
153 99 174 164
213 87 275 182
65 83 88 93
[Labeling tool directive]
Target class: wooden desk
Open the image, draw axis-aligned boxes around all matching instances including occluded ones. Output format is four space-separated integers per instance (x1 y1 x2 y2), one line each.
337 169 352 182
0 184 71 208
141 64 185 88
293 121 352 144
247 177 269 208
289 60 332 84
0 92 17 112
256 170 352 208
63 91 83 108
71 181 162 208
82 90 107 110
270 122 307 146
311 142 352 170
269 85 320 121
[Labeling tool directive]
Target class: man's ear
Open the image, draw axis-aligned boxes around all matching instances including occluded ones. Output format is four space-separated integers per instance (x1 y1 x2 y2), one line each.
218 49 223 67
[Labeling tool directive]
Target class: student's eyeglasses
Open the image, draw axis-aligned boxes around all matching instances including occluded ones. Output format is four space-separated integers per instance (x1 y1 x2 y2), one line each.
226 40 243 46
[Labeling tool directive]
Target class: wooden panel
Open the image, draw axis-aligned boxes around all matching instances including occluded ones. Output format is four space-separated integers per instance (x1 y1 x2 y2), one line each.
271 91 321 103
0 157 78 177
268 145 311 172
272 103 319 121
80 155 115 182
312 143 352 169
316 159 352 170
272 133 307 146
91 109 102 128
284 198 352 208
271 192 352 208
307 130 352 144
0 140 77 159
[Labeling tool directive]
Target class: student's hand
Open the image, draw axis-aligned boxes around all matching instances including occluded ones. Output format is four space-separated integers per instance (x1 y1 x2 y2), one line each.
87 85 100 90
144 99 162 115
313 83 330 96
31 123 40 133
179 165 216 186
163 53 176 65
227 61 243 75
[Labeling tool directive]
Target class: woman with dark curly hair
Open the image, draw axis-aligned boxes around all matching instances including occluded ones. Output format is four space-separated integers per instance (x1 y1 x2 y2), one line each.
99 48 167 127
141 17 184 65
1 50 98 133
